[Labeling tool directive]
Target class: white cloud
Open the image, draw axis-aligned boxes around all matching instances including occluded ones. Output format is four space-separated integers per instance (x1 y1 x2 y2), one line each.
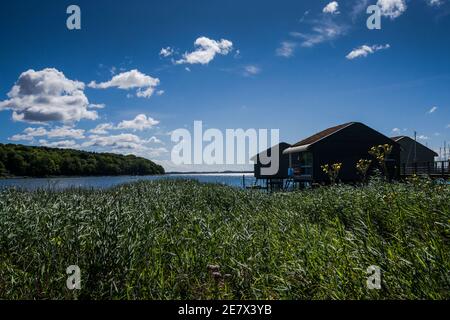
417 135 429 140
290 20 347 48
346 44 390 60
428 106 438 113
156 90 165 96
392 128 402 134
9 126 85 141
276 41 296 57
89 114 160 135
176 37 233 65
0 68 97 123
39 139 79 149
323 1 340 14
159 47 174 57
82 133 168 158
88 103 106 109
427 0 443 6
89 123 114 135
82 133 145 149
88 69 160 98
377 0 407 19
243 65 261 76
147 136 163 144
116 114 159 131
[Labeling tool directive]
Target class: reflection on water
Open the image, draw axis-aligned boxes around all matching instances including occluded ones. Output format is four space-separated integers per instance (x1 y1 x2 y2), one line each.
0 174 256 191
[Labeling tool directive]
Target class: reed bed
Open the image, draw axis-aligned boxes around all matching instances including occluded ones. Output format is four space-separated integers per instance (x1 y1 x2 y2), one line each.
0 178 449 299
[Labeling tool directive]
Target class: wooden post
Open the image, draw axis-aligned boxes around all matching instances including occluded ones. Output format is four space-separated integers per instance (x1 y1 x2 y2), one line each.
242 174 245 189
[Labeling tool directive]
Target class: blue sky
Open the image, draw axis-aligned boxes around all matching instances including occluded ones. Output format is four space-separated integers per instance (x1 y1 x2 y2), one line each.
1 0 449 171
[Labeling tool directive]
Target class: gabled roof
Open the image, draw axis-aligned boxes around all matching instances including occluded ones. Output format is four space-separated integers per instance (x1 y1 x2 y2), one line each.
250 142 291 162
283 122 356 154
291 122 354 148
390 136 438 157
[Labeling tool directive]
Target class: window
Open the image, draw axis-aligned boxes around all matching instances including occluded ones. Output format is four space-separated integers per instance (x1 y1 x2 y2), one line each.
298 152 313 176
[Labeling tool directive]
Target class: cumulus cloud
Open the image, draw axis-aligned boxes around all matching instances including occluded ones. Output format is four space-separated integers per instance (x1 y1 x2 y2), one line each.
377 0 407 19
323 1 340 14
89 123 114 135
0 68 97 123
276 41 297 57
88 114 159 135
82 133 145 149
159 47 174 57
82 133 168 158
176 37 233 65
346 44 390 60
9 126 85 141
88 69 160 98
39 139 79 149
117 114 159 131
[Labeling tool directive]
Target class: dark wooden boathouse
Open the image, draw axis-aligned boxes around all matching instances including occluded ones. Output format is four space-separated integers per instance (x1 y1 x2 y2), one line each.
282 122 401 183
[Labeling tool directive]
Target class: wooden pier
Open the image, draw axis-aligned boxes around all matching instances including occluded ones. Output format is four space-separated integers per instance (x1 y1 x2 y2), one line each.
400 160 450 179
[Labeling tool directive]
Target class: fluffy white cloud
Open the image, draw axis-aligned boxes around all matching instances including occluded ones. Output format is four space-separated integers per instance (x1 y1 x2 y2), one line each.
117 114 159 131
9 126 85 141
392 128 402 134
428 106 438 113
377 0 407 19
160 47 174 57
82 133 168 158
323 1 340 14
276 41 296 57
417 135 429 140
82 133 144 149
0 68 97 123
176 37 233 65
89 123 114 135
39 139 79 149
88 69 160 98
147 136 163 144
89 114 159 135
346 44 390 60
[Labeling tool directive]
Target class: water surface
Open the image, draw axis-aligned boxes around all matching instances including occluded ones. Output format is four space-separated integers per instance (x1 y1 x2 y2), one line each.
0 173 256 191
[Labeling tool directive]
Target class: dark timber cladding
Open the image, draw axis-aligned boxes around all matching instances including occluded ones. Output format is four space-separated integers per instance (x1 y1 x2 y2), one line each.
391 136 438 165
283 122 401 183
252 142 291 179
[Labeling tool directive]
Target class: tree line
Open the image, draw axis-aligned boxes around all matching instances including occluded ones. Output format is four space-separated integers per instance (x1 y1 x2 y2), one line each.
0 143 165 177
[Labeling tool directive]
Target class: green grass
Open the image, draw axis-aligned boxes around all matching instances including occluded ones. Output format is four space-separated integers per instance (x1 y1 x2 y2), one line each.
0 178 449 299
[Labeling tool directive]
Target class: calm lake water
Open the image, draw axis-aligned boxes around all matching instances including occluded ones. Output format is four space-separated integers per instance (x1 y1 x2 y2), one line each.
0 173 256 191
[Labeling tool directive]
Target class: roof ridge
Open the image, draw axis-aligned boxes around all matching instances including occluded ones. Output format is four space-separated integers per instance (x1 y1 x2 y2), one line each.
292 122 355 148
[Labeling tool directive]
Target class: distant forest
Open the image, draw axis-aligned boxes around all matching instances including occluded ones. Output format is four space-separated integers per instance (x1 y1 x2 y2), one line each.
0 143 165 177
